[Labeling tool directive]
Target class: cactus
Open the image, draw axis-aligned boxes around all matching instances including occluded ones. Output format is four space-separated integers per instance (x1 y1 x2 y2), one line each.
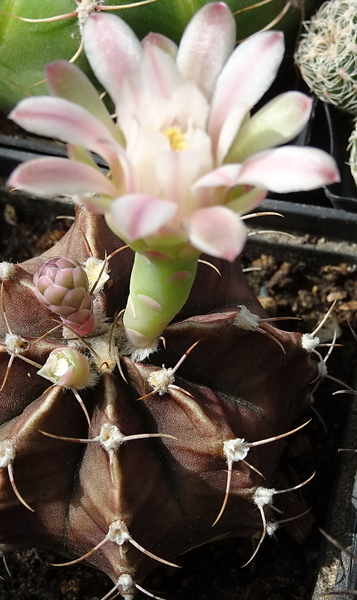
0 205 322 599
295 0 357 187
0 4 340 599
0 0 319 113
295 0 357 116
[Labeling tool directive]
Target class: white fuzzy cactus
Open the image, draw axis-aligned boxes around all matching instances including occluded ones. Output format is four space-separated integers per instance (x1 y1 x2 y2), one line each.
295 0 357 115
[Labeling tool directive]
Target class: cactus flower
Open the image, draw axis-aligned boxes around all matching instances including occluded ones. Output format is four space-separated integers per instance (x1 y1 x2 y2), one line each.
37 347 91 388
8 3 340 354
33 257 94 335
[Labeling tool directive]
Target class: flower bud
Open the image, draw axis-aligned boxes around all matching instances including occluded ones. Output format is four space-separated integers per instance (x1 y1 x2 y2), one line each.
38 348 91 388
33 257 94 335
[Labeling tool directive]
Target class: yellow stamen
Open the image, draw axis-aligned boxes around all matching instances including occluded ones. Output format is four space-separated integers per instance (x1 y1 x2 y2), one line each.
163 127 189 151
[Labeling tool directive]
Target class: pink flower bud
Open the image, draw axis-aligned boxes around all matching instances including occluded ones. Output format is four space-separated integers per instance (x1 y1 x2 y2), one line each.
38 348 91 388
33 257 94 335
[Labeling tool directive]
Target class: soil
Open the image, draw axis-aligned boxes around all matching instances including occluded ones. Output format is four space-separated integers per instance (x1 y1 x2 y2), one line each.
0 183 356 600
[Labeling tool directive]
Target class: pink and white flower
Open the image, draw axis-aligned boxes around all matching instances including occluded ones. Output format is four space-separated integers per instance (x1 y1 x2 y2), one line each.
8 2 339 263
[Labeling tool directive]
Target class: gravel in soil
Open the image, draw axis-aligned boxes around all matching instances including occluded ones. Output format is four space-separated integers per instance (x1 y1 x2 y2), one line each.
0 192 356 600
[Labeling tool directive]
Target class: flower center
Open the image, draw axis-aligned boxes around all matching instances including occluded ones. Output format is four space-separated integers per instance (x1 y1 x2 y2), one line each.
52 356 70 379
163 127 189 151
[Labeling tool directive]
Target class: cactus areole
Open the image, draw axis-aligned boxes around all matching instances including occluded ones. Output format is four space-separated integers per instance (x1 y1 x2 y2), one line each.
1 4 339 599
0 0 319 112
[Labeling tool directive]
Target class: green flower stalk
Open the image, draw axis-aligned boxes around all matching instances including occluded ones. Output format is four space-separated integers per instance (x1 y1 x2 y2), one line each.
8 4 339 357
123 253 198 349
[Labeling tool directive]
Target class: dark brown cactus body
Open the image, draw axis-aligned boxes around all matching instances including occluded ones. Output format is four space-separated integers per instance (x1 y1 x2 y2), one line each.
0 207 318 597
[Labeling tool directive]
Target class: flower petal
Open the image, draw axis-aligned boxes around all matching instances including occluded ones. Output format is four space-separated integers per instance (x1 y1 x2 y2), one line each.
226 187 267 215
46 61 118 137
142 32 178 61
122 120 169 195
172 81 209 131
81 196 113 214
142 41 181 100
9 96 132 189
83 12 142 107
226 92 313 162
156 148 209 212
209 31 285 151
235 146 340 193
193 164 242 190
8 158 118 198
110 194 177 242
9 97 121 159
116 42 182 131
216 104 249 165
177 2 236 99
186 206 247 261
67 144 99 169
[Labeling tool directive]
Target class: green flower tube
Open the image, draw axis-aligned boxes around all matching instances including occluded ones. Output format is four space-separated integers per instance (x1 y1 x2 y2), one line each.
123 253 198 351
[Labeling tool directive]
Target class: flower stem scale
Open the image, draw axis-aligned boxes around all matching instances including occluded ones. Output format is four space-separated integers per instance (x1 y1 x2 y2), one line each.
8 3 340 356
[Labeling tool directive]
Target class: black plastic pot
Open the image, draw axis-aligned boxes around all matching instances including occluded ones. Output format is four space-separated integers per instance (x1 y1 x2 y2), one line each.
311 385 357 600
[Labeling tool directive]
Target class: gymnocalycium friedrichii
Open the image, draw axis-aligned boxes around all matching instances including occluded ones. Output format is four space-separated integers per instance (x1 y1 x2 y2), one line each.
8 2 340 358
